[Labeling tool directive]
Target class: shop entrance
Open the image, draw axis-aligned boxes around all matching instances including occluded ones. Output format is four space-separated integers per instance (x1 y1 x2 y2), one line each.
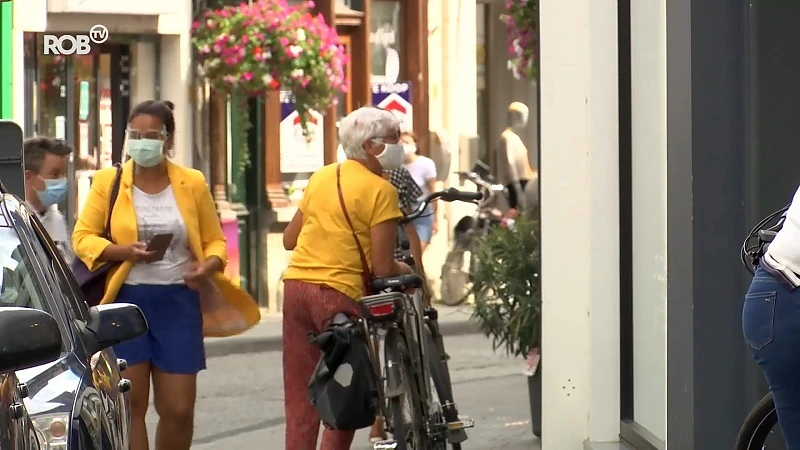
24 34 132 225
25 37 131 167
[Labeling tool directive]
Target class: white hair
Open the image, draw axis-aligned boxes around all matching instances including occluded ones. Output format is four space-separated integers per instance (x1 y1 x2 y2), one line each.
338 107 400 159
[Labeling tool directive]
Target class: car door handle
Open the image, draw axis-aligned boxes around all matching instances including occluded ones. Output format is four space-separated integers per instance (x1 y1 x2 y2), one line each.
118 379 132 394
117 358 127 372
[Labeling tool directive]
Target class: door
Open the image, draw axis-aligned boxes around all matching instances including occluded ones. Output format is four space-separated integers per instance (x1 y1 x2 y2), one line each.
26 35 131 229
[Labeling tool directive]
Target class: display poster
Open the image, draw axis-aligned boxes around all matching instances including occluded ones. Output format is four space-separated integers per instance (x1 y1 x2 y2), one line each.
279 91 325 173
100 125 113 168
98 85 112 126
79 81 90 121
371 82 413 132
78 122 89 157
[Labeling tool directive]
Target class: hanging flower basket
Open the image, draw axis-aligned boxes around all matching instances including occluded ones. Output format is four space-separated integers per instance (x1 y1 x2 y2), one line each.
501 0 539 81
191 0 348 138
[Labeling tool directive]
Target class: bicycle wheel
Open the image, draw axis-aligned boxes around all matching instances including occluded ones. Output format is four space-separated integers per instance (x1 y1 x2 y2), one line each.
385 334 426 450
440 250 469 307
735 392 780 450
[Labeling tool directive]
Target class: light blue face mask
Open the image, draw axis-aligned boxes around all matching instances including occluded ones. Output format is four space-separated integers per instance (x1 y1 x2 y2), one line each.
128 139 165 168
36 177 68 207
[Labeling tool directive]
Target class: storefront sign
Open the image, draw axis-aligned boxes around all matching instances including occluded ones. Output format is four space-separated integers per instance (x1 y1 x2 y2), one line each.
279 91 324 173
371 82 413 131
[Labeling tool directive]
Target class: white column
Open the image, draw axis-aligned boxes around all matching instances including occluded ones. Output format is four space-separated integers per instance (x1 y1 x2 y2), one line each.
539 0 620 447
131 41 158 107
159 33 193 168
426 0 444 132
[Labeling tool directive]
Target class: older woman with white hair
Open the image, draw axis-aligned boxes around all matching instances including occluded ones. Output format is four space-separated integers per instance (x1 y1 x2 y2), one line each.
281 107 414 450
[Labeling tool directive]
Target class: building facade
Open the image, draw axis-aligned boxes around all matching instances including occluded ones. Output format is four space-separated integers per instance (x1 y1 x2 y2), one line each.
539 0 786 449
11 0 195 216
0 1 11 119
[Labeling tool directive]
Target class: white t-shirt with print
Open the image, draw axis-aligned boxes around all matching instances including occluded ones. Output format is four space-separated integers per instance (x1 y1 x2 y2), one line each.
125 186 192 285
31 204 73 264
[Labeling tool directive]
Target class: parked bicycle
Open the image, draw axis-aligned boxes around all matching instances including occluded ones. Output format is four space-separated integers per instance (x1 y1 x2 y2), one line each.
363 187 481 450
736 204 789 450
440 162 507 306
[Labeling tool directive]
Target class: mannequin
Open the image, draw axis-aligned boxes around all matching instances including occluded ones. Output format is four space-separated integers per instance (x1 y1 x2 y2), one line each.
497 102 537 211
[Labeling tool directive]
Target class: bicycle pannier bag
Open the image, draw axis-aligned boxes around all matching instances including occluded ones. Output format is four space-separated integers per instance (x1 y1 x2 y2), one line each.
307 315 378 430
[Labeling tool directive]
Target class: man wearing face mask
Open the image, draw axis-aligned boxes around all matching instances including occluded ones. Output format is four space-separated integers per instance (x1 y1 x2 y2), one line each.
23 137 73 262
281 107 413 450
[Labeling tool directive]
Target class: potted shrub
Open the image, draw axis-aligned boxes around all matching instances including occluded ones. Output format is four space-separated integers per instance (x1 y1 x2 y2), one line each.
468 213 541 436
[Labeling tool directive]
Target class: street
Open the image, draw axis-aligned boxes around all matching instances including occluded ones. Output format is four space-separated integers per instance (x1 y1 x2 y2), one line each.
145 333 541 449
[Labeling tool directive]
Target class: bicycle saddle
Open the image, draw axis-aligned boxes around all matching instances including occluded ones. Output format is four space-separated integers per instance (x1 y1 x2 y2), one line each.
371 274 424 292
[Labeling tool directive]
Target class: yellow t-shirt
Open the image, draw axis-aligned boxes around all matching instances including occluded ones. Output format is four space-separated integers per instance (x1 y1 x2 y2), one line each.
283 160 403 299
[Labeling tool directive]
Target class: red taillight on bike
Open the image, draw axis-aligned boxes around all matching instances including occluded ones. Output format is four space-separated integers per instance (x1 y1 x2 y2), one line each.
367 302 395 317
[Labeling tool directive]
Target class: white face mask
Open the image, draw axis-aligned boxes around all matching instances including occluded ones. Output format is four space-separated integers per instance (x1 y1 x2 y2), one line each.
373 141 405 170
403 143 417 156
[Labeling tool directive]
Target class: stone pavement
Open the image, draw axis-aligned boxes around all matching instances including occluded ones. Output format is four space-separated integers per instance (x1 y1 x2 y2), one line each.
205 303 480 357
148 333 541 449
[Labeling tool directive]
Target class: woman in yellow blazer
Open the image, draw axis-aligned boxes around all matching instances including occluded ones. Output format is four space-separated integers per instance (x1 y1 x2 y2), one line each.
72 100 259 450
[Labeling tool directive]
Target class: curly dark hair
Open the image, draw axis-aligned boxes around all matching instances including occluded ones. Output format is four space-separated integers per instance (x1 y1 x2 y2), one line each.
128 100 176 136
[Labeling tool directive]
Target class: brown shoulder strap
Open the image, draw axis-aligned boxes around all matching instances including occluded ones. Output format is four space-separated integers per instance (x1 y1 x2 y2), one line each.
336 163 372 280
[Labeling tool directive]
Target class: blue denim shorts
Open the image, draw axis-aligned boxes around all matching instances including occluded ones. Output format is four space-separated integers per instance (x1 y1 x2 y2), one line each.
743 267 800 449
113 284 205 374
413 208 435 243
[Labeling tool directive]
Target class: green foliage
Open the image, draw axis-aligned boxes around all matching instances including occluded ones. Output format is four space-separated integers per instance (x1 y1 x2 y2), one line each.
469 216 540 358
191 0 347 138
500 0 539 81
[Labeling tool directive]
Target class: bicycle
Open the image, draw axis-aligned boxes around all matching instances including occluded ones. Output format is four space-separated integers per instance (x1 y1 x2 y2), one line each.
440 163 507 307
735 204 790 450
362 187 481 450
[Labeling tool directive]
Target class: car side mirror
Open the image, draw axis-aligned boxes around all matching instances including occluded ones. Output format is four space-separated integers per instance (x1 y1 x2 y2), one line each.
0 307 63 373
84 303 148 355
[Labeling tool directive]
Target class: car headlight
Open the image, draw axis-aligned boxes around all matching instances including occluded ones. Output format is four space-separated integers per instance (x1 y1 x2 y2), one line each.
31 413 69 449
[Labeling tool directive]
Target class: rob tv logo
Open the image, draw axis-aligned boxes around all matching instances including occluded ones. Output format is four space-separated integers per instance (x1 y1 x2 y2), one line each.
43 25 108 55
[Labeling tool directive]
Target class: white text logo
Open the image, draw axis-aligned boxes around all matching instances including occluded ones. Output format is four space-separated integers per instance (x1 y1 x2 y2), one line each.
43 25 109 55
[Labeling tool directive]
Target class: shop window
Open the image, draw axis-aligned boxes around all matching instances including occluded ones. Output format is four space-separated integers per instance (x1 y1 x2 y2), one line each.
628 0 667 442
370 0 402 82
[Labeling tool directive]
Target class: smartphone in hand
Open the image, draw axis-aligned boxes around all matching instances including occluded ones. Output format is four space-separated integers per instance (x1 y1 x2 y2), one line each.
145 233 174 262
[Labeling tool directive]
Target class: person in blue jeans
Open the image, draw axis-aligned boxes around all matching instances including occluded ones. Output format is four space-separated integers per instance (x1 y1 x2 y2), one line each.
743 190 800 449
402 131 438 252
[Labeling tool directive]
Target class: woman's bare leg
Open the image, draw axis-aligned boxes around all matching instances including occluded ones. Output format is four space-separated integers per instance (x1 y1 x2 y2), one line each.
152 369 197 450
123 362 152 450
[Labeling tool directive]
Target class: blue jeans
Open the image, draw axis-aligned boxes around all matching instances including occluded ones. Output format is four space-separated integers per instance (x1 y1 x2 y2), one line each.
413 206 434 243
743 267 800 448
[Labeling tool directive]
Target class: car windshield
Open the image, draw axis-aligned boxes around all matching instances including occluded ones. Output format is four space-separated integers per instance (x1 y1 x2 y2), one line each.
0 205 70 354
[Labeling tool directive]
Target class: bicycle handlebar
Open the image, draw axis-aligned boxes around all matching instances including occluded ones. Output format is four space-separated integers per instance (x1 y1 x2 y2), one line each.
400 188 483 224
455 171 505 206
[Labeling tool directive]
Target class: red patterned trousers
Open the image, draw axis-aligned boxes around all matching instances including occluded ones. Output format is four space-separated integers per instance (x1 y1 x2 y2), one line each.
282 280 361 450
